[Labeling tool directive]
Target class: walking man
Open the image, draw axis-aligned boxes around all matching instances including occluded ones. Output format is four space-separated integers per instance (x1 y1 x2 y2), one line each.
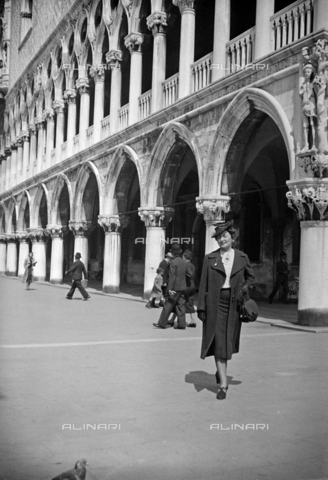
153 244 189 329
158 252 173 306
65 252 90 301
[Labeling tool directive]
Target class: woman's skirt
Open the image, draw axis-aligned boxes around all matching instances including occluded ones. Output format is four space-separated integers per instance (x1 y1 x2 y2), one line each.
206 288 232 360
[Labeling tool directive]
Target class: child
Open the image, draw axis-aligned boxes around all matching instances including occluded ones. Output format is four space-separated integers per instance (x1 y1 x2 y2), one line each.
145 268 164 308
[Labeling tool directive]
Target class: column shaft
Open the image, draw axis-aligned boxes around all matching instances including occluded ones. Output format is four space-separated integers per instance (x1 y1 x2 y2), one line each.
32 241 47 281
254 0 275 60
65 91 76 157
22 136 30 182
29 125 37 178
17 141 23 183
50 236 64 284
110 67 122 134
314 0 328 30
212 0 230 82
103 232 121 293
129 51 143 125
74 236 89 271
0 240 7 274
77 80 90 151
6 241 17 276
178 7 195 98
151 32 166 112
143 227 166 298
92 70 105 143
45 113 55 168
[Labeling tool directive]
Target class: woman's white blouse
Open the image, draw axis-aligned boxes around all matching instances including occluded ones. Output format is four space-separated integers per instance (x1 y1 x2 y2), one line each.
220 249 235 288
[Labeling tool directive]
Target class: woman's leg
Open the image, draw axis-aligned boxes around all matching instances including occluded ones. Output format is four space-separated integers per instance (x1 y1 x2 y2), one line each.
215 357 228 388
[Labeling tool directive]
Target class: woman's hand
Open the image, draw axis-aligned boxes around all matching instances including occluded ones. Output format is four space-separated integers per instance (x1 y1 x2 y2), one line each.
197 310 206 321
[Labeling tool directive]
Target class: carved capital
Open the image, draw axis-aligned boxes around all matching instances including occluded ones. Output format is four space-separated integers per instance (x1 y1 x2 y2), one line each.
68 220 93 237
28 124 36 134
76 78 89 94
64 89 76 104
287 180 328 221
5 146 12 156
89 65 106 81
6 234 17 243
138 207 174 228
16 137 23 147
35 116 45 127
98 214 130 233
106 50 123 70
147 12 167 34
52 100 65 114
196 197 231 222
20 11 32 18
10 142 18 151
172 0 195 13
297 151 328 179
21 131 30 142
124 33 144 54
43 108 55 121
27 228 49 243
46 225 67 238
15 231 29 242
0 235 8 244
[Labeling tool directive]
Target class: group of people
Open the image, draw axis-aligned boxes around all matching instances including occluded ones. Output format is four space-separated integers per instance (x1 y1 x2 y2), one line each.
22 251 90 301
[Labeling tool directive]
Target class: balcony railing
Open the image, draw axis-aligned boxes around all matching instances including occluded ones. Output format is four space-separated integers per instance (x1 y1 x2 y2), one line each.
101 114 110 139
191 53 213 93
118 105 129 131
163 73 179 108
226 27 256 74
271 0 314 51
86 125 94 148
139 90 152 121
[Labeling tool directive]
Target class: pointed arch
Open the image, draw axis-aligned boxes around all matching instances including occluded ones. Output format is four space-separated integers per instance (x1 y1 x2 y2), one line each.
17 190 32 231
30 183 50 228
103 144 143 213
49 173 73 225
145 121 203 206
5 197 18 233
73 161 103 219
206 87 296 196
0 201 7 234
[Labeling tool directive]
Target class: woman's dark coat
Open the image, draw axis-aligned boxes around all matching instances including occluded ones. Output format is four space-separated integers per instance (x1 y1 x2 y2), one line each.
197 248 255 360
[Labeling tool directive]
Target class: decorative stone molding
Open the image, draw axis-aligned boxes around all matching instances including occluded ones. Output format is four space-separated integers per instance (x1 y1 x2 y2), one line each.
297 151 328 179
76 78 89 94
52 100 65 114
27 228 49 242
46 225 67 238
147 12 167 34
172 0 195 13
28 124 36 135
89 65 106 82
15 231 30 242
98 214 130 233
5 234 17 243
68 220 93 237
64 89 76 104
20 131 30 142
10 142 18 151
138 207 174 228
5 146 11 156
196 196 231 222
124 33 144 54
16 137 23 147
0 235 8 244
35 116 45 127
20 12 32 18
287 182 328 221
106 50 123 70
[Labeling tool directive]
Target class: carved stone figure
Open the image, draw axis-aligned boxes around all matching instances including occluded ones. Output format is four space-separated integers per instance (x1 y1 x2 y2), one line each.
299 62 317 152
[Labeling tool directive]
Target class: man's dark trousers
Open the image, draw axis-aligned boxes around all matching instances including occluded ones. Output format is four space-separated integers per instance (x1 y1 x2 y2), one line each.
157 291 186 328
269 274 289 302
67 280 89 299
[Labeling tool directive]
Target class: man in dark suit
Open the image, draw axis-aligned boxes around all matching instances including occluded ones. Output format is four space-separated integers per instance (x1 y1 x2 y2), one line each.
268 251 289 303
65 252 90 301
153 244 188 329
158 252 173 306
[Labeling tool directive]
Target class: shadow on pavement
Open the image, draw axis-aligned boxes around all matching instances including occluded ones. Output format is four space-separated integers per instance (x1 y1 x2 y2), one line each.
185 371 242 394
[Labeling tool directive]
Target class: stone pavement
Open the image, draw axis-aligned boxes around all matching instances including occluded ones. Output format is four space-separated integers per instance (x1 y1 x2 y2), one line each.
0 276 327 480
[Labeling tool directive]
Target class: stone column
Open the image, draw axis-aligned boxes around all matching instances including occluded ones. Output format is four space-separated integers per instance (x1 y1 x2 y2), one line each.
212 0 230 82
53 100 65 163
68 221 91 271
106 50 122 135
28 124 37 178
196 196 231 254
254 0 275 61
28 228 49 281
76 78 90 151
147 12 167 113
173 0 195 98
125 33 144 125
16 137 23 184
314 0 328 31
63 89 76 157
21 131 30 182
0 158 3 193
90 65 105 143
16 232 30 277
0 235 7 274
287 181 328 326
43 108 55 168
47 225 65 284
6 145 13 189
138 207 174 298
35 117 45 173
6 235 18 276
98 214 130 293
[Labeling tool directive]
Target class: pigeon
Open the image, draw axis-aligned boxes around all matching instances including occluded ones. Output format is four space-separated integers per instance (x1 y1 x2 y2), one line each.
52 459 88 480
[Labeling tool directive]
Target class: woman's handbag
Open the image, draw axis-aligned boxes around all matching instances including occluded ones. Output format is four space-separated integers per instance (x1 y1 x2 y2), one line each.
239 298 258 323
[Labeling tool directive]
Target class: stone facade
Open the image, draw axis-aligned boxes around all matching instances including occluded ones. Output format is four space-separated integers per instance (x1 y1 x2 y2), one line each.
1 0 328 325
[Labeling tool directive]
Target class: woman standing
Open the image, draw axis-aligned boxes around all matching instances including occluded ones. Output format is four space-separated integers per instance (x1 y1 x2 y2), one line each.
197 221 255 400
22 252 37 290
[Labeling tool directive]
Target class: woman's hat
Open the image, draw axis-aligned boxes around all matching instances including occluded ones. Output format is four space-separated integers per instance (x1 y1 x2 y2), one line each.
211 220 236 238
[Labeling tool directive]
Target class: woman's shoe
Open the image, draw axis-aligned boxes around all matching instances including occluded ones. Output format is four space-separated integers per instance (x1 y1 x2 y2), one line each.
215 371 220 384
187 323 197 328
216 386 228 400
